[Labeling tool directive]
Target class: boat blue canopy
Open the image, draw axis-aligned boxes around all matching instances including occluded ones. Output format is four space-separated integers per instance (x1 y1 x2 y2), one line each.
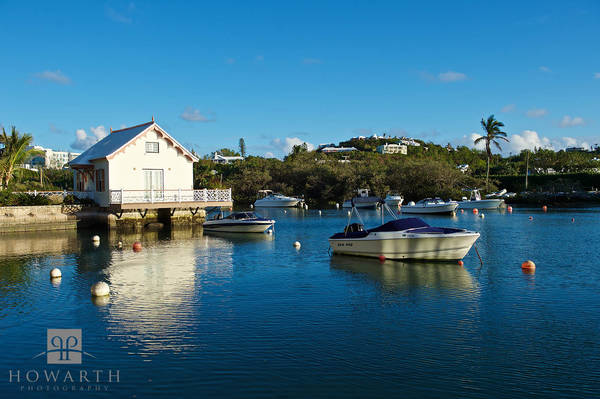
369 218 429 232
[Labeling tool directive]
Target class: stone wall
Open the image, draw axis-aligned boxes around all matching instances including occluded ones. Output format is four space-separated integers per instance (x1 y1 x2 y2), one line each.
0 205 206 233
0 204 81 233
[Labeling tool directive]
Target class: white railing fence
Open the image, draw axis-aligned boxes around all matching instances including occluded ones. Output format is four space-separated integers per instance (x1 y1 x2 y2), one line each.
15 189 232 205
108 188 232 204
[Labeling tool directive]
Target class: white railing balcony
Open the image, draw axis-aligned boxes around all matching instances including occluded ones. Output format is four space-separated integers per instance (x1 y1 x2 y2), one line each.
108 188 232 205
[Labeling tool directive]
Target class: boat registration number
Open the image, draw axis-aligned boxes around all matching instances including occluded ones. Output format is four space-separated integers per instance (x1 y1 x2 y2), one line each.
337 243 353 247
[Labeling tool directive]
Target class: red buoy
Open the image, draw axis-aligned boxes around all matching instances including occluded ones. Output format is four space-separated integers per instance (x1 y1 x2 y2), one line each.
472 208 478 214
133 241 142 252
507 206 513 213
378 255 386 263
542 205 548 212
521 260 536 270
460 209 464 214
458 260 464 266
528 216 533 220
571 218 575 223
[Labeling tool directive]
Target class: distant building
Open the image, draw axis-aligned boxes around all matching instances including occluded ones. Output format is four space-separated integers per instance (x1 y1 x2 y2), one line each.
457 164 469 173
565 147 586 153
319 146 358 153
211 152 245 164
25 146 81 169
400 138 421 147
376 143 407 155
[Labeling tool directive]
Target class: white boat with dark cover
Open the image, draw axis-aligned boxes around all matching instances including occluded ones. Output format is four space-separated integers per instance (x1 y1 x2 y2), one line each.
253 190 302 208
329 207 479 260
400 198 458 215
342 189 381 209
203 211 275 233
457 189 504 210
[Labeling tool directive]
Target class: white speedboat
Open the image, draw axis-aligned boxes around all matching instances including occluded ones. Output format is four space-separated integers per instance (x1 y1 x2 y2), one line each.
329 207 479 260
342 189 381 209
457 189 504 209
253 190 302 207
203 211 274 233
400 198 458 215
384 193 404 208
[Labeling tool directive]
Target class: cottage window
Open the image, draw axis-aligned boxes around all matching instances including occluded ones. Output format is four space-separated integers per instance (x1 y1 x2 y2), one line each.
145 142 159 153
95 169 105 192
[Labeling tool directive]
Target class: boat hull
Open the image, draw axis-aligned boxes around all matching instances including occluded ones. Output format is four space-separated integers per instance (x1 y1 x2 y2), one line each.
400 203 459 214
254 199 301 207
202 221 274 233
329 231 479 260
342 200 380 209
457 199 504 209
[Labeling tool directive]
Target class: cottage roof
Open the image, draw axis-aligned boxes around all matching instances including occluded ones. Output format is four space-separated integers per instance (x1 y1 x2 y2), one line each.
69 121 198 167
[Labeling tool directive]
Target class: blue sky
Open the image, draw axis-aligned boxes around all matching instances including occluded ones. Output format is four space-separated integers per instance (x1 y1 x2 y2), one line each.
1 0 599 157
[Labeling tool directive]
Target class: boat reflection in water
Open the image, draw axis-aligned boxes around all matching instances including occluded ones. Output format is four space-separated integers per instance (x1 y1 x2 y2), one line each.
330 254 478 297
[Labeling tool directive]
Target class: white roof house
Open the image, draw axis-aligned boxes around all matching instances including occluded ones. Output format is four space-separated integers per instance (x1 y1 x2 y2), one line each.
376 143 407 155
211 152 244 164
69 119 231 209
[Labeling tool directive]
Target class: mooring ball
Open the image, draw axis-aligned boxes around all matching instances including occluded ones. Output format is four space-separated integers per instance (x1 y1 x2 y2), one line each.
293 241 301 248
133 241 142 252
521 260 536 270
378 255 386 263
507 206 513 213
90 281 110 297
92 235 100 242
472 208 478 214
458 260 464 266
542 205 548 212
50 268 62 278
117 241 123 249
479 213 485 218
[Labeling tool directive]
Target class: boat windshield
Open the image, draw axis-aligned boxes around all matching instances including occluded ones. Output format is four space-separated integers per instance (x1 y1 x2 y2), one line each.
224 212 256 220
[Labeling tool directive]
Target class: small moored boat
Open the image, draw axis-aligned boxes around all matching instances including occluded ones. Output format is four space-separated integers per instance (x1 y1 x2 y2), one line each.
342 189 381 209
457 189 504 210
400 198 458 215
203 211 275 233
384 193 404 208
253 190 303 208
329 206 479 260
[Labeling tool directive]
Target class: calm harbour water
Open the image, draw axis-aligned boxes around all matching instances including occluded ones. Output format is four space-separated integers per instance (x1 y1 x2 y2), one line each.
0 207 599 398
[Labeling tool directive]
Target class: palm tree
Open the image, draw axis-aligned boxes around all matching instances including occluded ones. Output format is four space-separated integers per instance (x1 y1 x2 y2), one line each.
474 115 509 190
0 126 39 189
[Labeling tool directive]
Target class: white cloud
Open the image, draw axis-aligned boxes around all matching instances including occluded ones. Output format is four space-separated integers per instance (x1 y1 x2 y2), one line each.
270 137 315 154
526 108 547 118
559 115 585 128
469 133 486 150
594 72 600 79
501 104 516 113
539 66 551 73
264 151 275 158
105 4 134 23
34 70 71 85
302 58 322 65
509 130 552 152
180 107 216 122
438 71 467 82
71 125 108 150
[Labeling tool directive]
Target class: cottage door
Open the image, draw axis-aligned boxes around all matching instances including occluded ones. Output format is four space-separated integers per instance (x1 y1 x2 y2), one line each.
144 169 164 202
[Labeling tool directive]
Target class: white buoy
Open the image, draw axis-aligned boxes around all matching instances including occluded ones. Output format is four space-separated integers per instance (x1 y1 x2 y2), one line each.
250 204 254 209
267 229 273 234
336 203 340 209
293 241 301 249
93 241 100 248
117 241 123 249
347 211 351 216
284 210 287 214
50 268 62 279
92 235 100 243
319 210 322 215
479 213 485 218
90 282 110 297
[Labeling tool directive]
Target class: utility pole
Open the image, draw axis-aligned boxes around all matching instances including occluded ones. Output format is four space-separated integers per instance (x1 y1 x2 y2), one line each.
525 150 529 190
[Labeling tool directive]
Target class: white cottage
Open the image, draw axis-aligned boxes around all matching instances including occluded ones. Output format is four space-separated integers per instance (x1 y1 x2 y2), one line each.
68 120 232 209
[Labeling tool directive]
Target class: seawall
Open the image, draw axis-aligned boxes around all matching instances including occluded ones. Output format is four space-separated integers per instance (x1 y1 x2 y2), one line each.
0 205 207 234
